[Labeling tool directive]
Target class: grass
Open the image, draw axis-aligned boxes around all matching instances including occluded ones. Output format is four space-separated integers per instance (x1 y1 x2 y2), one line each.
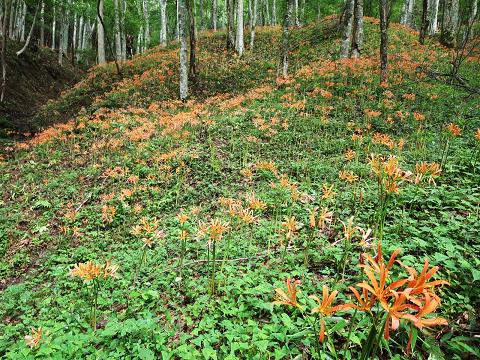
0 19 479 358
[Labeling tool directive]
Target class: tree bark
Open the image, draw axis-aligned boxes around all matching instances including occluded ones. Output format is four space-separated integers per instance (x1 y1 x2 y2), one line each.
352 0 364 58
212 0 217 30
187 0 197 80
179 0 188 99
400 0 414 26
227 0 235 49
429 0 439 34
160 0 167 45
39 1 44 46
250 0 257 48
379 0 388 83
236 0 244 55
278 0 293 77
1 0 10 102
142 0 150 48
113 0 121 60
51 1 56 49
340 0 355 58
441 0 459 47
419 0 429 44
16 3 38 56
97 0 106 64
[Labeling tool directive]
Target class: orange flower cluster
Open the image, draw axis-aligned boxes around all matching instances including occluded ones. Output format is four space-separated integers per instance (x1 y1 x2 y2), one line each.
370 155 412 194
69 260 118 282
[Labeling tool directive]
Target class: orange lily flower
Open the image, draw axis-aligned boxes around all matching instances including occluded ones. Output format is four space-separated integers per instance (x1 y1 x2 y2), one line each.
272 278 303 309
402 291 448 330
309 285 352 342
381 289 418 339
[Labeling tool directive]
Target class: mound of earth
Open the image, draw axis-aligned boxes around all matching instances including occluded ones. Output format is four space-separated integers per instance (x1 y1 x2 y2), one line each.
0 40 81 137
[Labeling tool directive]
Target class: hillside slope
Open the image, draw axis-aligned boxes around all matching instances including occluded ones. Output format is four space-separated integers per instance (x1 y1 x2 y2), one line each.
0 40 80 136
0 20 479 358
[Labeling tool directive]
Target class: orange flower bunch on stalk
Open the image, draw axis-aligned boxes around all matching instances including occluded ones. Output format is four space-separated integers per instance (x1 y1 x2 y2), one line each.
69 260 119 282
272 243 449 350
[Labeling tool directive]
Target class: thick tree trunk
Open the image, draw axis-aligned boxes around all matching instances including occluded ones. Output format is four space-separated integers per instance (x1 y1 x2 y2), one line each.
279 0 293 77
441 0 459 47
379 0 388 83
400 0 415 26
340 0 355 58
59 3 69 65
179 0 188 99
97 0 106 64
352 0 364 58
236 0 244 55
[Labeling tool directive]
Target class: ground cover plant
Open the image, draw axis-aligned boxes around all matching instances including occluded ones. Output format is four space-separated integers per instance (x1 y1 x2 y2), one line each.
1 18 480 359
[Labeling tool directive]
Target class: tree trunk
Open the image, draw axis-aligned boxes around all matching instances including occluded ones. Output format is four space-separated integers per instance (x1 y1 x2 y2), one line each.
340 0 355 58
400 0 415 26
16 3 38 56
227 0 235 49
142 0 150 48
59 3 69 65
179 0 188 99
160 0 167 45
187 0 197 80
113 0 121 60
352 0 364 58
51 2 56 49
212 0 217 30
419 0 429 44
236 0 244 55
441 0 459 47
97 0 106 64
250 0 257 48
272 0 277 25
429 0 439 34
39 1 44 46
294 0 299 26
121 0 126 60
379 0 388 83
1 0 10 102
278 0 293 77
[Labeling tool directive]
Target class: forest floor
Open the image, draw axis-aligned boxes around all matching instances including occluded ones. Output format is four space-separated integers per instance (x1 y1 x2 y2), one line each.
0 19 479 359
0 39 80 139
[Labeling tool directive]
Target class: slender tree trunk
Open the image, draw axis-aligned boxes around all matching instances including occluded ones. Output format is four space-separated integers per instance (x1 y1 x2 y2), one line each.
176 0 180 40
187 0 196 80
340 0 355 58
294 0 299 26
419 0 429 43
19 1 26 41
272 0 277 25
429 0 439 33
464 0 478 41
39 1 44 46
236 0 244 55
1 0 10 102
250 0 257 48
121 0 126 60
278 0 293 77
97 0 106 64
379 0 388 83
352 0 364 57
179 0 188 99
212 0 217 30
51 2 56 49
227 0 235 49
59 3 69 65
142 0 150 48
113 0 121 60
160 0 167 45
16 3 38 56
